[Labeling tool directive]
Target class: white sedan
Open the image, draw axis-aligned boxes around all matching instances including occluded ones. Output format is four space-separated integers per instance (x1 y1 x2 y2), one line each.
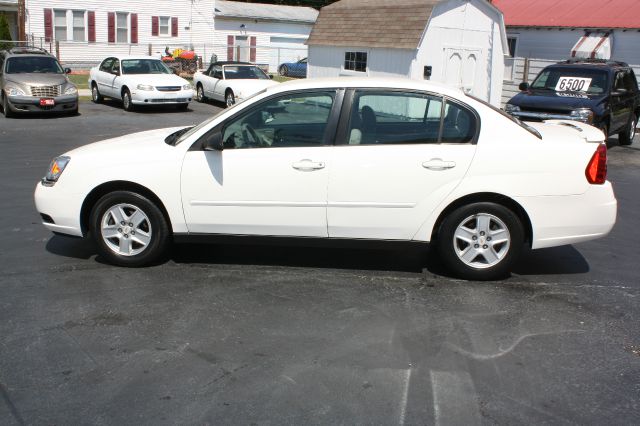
89 56 194 111
34 78 617 280
193 61 278 107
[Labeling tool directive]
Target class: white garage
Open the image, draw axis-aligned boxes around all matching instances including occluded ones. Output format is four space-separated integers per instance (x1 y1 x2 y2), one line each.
307 0 509 106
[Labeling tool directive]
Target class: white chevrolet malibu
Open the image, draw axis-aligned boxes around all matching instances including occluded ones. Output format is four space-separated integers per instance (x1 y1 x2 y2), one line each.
34 78 617 280
88 56 194 111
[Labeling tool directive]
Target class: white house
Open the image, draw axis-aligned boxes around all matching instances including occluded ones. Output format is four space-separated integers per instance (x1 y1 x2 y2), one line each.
306 0 508 106
212 1 318 73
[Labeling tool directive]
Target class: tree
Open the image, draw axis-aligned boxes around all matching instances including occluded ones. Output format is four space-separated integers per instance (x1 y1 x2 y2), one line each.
0 13 12 50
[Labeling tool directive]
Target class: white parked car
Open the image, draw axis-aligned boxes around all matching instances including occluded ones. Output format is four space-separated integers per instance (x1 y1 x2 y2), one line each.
34 78 617 280
193 61 278 107
89 56 194 111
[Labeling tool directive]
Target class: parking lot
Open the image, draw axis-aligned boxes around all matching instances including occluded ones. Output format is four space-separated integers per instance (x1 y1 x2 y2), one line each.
1 100 639 425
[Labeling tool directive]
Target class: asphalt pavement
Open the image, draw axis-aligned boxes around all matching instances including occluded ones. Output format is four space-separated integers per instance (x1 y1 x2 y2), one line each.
0 100 639 425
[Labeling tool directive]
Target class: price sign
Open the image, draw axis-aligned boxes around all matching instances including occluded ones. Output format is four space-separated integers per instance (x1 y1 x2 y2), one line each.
555 77 592 92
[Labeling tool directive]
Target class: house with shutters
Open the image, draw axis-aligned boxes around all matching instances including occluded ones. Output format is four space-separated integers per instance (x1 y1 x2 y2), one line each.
22 0 216 66
17 0 317 72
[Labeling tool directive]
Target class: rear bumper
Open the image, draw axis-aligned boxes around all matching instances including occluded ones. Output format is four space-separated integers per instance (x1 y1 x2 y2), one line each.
6 94 78 113
516 182 617 249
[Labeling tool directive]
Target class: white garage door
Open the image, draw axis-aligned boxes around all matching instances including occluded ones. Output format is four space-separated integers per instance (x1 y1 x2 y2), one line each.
268 37 308 73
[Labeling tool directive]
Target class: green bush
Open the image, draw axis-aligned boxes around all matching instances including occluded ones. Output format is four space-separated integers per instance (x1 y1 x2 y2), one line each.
0 13 12 51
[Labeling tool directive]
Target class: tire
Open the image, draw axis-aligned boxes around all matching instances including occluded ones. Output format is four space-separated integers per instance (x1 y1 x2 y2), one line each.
279 65 288 77
196 84 206 103
90 191 171 267
225 90 235 108
436 202 524 281
2 93 15 118
618 115 637 146
122 88 135 112
91 83 103 103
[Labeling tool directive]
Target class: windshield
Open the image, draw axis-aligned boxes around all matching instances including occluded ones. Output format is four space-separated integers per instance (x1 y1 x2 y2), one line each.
121 59 172 75
468 94 542 139
223 66 269 80
5 56 64 74
531 68 609 95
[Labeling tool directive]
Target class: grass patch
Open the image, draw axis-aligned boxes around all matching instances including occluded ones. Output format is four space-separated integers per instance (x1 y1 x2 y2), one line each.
68 74 89 90
271 75 297 83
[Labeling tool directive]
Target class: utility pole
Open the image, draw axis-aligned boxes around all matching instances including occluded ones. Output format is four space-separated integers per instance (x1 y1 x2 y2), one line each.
18 0 26 42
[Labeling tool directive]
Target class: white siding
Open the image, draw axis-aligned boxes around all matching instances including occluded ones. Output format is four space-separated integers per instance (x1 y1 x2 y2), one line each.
211 19 313 72
308 46 415 78
25 0 215 65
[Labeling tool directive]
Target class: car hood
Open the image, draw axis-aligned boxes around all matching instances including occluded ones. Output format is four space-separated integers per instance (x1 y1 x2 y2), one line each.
232 79 279 96
123 74 190 87
66 127 188 159
509 90 607 112
4 73 69 87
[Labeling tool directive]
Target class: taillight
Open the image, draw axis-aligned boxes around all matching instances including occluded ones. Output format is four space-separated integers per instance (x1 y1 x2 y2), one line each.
585 143 607 184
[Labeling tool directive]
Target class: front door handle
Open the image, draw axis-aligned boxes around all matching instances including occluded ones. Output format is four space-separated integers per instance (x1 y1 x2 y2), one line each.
292 159 325 171
422 159 456 170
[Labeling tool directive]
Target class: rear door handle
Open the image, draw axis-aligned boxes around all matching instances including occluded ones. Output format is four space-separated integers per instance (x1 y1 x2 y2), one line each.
422 159 456 170
292 159 325 171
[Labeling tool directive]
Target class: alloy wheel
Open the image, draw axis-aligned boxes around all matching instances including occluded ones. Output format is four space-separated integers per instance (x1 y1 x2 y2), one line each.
100 203 152 256
453 213 511 269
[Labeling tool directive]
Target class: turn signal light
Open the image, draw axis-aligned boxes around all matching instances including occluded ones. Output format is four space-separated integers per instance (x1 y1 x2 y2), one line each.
585 143 607 184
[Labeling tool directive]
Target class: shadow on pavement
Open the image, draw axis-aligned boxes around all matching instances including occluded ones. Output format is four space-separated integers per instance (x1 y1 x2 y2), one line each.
512 245 589 275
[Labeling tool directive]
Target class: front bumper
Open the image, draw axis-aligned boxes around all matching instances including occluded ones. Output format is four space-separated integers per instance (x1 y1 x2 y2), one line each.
130 89 194 105
6 94 78 113
34 180 83 237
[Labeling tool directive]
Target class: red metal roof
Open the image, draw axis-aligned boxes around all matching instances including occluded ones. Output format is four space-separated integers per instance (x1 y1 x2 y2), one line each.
492 0 640 29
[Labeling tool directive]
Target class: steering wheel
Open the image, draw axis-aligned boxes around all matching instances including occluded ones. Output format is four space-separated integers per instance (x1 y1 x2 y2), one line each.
241 123 263 147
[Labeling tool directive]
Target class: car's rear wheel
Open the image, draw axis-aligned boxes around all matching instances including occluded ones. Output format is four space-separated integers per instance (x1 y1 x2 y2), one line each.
279 65 288 76
2 93 15 118
619 114 637 146
90 191 170 267
437 202 524 280
196 84 206 103
122 89 134 112
91 83 103 103
225 90 235 108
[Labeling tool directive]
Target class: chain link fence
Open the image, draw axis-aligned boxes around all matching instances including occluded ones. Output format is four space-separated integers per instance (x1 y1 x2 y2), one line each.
2 36 308 76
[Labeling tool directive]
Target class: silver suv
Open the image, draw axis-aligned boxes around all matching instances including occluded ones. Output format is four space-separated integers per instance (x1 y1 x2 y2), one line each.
0 47 78 118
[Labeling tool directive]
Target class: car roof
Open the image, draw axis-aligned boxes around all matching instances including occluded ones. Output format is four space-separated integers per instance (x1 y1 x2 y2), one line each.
549 59 630 72
214 61 254 66
264 77 465 98
2 47 56 58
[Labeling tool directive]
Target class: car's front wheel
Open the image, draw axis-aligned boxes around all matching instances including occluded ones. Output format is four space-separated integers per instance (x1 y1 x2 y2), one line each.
2 93 15 118
437 202 524 280
619 114 637 146
196 84 206 103
122 89 134 112
90 191 171 267
91 83 103 103
225 90 235 108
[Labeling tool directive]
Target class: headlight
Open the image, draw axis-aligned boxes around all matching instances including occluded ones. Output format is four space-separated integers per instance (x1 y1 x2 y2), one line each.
504 104 520 113
64 85 78 95
43 156 70 185
5 85 25 96
570 108 594 124
182 84 193 90
137 84 154 91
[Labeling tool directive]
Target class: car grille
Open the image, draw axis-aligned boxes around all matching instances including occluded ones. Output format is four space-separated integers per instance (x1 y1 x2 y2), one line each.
520 105 572 114
156 86 181 92
30 85 61 97
149 98 188 103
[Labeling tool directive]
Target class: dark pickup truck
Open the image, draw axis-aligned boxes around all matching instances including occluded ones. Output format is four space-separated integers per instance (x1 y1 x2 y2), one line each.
505 59 640 145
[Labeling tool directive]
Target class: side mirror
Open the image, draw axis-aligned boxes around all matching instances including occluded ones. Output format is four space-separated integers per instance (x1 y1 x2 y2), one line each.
203 131 224 151
519 82 529 91
113 69 120 76
64 68 72 74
